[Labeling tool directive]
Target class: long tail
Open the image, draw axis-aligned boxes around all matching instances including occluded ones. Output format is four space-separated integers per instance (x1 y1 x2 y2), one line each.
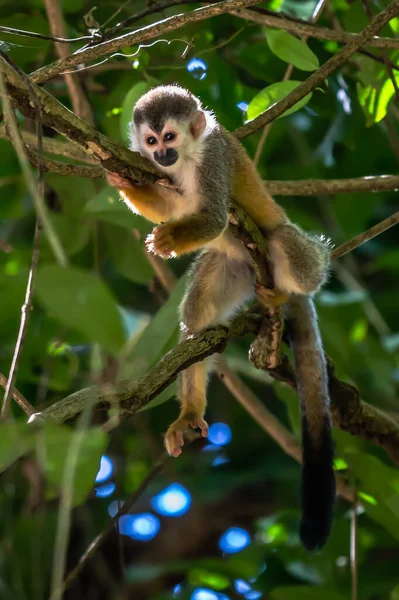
285 295 336 552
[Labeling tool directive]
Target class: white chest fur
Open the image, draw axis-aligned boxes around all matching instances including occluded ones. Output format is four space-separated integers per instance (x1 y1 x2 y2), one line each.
168 160 202 220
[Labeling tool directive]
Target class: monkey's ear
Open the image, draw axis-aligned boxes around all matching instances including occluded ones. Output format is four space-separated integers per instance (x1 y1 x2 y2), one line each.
190 111 206 139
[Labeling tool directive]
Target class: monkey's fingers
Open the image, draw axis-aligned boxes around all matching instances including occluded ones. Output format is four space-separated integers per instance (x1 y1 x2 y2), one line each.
146 226 177 259
105 171 134 189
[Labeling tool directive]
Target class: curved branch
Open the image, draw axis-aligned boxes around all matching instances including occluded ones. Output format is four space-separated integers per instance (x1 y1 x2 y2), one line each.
29 314 261 425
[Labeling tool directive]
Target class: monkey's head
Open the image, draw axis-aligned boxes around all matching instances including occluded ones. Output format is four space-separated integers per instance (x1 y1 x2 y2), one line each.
130 85 212 172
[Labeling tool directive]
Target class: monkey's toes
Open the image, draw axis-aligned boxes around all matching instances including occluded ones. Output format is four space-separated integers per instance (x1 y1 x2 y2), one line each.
254 283 288 307
192 417 208 438
164 425 185 458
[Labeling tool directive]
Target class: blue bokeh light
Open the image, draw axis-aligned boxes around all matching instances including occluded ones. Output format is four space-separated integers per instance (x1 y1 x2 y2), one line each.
186 58 207 80
118 513 160 541
219 527 251 554
245 592 262 600
95 482 116 497
212 454 230 467
173 584 183 596
235 580 251 594
95 455 113 483
237 101 248 113
208 423 232 446
152 483 191 517
191 589 219 600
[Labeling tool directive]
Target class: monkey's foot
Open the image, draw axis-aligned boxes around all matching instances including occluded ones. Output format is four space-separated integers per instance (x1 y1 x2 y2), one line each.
146 223 176 259
254 283 289 307
164 413 208 458
105 171 134 189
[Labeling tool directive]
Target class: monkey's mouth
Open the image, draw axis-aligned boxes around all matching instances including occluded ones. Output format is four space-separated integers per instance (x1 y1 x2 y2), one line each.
154 149 178 167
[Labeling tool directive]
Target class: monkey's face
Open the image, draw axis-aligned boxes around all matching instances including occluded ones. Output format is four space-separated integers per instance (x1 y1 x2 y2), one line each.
138 120 184 170
132 112 207 174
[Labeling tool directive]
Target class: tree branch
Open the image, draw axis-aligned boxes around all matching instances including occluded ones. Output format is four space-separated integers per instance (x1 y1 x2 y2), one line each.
29 314 261 426
264 175 399 195
44 0 94 125
30 0 261 85
332 211 399 258
230 6 399 49
0 126 97 163
235 0 399 139
0 373 34 417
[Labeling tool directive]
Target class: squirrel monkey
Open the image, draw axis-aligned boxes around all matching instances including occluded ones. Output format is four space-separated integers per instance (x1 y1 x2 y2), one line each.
106 85 335 551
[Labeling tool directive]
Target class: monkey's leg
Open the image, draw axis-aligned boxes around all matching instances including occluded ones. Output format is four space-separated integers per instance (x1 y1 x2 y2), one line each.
165 251 254 457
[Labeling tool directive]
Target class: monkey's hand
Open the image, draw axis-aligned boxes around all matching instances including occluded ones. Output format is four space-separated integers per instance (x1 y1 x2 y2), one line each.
165 410 208 458
146 213 227 258
105 171 135 190
146 223 177 259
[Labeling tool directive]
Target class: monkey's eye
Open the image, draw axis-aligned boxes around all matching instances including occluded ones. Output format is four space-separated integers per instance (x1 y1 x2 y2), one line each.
164 132 176 142
146 136 157 146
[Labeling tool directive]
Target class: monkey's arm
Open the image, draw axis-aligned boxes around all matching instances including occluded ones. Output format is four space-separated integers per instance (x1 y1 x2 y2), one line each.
106 172 173 224
148 134 230 258
147 208 227 258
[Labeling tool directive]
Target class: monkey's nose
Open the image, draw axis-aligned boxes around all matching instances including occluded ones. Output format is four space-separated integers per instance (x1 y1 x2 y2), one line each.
154 149 178 167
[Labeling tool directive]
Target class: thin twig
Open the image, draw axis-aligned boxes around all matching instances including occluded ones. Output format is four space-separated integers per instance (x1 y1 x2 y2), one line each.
350 490 358 600
44 0 94 124
0 126 97 163
102 0 134 29
0 47 46 420
235 0 399 139
27 147 103 178
0 25 95 44
0 373 34 417
62 454 168 593
332 211 399 258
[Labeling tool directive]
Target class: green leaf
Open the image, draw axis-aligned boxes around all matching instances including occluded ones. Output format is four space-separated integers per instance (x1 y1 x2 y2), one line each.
271 587 347 600
84 186 151 232
104 223 154 284
40 214 90 258
37 424 108 505
266 30 319 71
357 76 398 126
247 81 312 121
120 82 152 143
0 423 33 473
123 275 186 378
36 265 125 354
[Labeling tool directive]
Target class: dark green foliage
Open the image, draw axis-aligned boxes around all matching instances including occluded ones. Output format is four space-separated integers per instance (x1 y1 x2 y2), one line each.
0 0 398 598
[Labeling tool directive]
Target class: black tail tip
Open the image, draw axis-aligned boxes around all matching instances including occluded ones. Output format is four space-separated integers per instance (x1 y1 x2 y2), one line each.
300 514 332 552
300 415 336 552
